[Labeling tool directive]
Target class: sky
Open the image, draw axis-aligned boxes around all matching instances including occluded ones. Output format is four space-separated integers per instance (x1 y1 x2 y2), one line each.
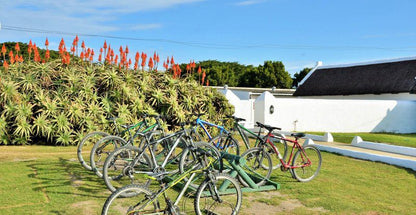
1 0 416 76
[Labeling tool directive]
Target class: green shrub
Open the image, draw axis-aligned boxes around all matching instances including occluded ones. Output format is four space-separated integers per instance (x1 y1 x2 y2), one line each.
0 60 233 145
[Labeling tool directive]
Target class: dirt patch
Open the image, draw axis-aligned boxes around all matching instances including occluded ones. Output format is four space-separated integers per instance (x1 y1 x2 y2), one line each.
71 200 100 214
242 191 329 214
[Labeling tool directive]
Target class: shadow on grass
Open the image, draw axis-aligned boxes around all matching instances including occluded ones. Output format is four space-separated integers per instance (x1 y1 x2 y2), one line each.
26 157 108 199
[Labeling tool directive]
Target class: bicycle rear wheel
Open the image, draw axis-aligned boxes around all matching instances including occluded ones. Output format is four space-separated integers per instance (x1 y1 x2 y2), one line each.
77 131 109 171
238 147 273 187
102 184 160 215
90 135 127 178
291 145 322 182
103 146 154 194
194 173 242 215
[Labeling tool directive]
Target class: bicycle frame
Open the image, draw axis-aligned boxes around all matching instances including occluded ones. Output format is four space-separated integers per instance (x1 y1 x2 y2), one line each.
132 157 215 214
263 133 312 169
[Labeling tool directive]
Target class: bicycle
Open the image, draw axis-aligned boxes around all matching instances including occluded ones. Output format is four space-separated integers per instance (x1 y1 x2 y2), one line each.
77 116 149 171
90 115 165 178
101 147 242 215
225 115 289 170
253 122 322 182
102 121 221 194
190 113 240 155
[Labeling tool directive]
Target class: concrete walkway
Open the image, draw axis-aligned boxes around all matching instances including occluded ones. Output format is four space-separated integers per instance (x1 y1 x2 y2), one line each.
308 140 416 171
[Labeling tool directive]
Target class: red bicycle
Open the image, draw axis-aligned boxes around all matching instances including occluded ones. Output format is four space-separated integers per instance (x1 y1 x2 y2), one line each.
239 122 322 183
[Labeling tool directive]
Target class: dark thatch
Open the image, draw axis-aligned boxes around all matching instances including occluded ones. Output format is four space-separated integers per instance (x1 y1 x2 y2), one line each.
294 58 416 96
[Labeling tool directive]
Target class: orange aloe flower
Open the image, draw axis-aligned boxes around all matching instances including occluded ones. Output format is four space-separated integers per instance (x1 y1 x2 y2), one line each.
1 44 6 60
148 57 154 70
3 61 9 69
9 51 14 64
15 43 20 52
81 41 86 49
171 56 175 65
45 38 49 47
103 40 107 49
201 70 206 85
45 49 50 61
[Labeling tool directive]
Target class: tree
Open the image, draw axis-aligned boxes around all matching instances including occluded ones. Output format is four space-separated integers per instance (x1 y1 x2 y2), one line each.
292 67 312 88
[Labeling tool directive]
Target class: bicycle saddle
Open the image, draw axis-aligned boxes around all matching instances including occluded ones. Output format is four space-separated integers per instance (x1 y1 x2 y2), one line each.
291 133 305 138
255 122 281 132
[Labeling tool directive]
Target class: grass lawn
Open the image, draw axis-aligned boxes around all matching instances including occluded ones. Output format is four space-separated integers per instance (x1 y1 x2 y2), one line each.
307 132 416 148
0 145 415 214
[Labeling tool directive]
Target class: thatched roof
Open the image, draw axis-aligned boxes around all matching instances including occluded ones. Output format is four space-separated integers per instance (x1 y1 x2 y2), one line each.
294 57 416 96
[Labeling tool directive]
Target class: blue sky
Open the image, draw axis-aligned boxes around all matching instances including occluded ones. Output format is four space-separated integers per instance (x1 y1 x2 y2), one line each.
1 0 416 75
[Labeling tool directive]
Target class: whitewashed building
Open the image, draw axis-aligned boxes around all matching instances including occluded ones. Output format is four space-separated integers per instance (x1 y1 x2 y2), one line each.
218 57 416 133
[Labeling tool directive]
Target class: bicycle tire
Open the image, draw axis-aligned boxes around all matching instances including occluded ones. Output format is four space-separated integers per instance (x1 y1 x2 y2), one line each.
103 145 154 194
90 135 128 178
194 173 242 215
179 142 221 189
101 184 159 215
77 131 109 171
238 147 273 187
291 145 322 182
210 135 240 155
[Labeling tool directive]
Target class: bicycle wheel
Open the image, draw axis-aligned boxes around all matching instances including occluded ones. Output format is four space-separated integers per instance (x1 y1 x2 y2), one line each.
210 136 240 155
179 142 221 189
103 146 154 194
238 147 273 187
90 135 127 178
102 184 159 215
194 173 242 215
291 145 322 182
261 136 288 170
77 131 109 171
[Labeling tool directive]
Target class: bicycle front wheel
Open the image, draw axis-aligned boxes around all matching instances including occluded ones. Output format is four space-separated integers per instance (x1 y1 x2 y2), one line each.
102 184 160 215
291 145 322 182
103 146 154 194
238 147 273 187
77 131 109 171
194 173 242 215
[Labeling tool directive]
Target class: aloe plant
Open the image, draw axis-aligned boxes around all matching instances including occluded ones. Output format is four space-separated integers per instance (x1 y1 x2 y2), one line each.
0 57 233 145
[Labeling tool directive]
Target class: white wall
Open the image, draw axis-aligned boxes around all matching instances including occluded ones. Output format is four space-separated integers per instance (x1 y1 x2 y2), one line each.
264 98 416 133
218 89 416 133
220 89 254 128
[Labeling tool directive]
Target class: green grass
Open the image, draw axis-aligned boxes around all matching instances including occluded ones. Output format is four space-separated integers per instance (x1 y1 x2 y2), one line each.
0 146 415 214
307 132 416 148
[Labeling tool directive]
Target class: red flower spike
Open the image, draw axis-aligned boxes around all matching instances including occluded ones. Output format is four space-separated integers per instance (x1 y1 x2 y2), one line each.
45 49 50 61
3 61 9 69
125 45 129 54
98 54 102 62
1 44 6 55
167 57 170 65
81 41 85 49
103 40 107 49
135 52 140 61
9 51 14 64
45 38 49 47
198 66 202 74
171 56 175 65
15 43 20 52
148 57 154 70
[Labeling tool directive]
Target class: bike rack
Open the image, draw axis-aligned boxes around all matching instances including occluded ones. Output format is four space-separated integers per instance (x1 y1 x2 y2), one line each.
220 152 280 193
162 152 279 194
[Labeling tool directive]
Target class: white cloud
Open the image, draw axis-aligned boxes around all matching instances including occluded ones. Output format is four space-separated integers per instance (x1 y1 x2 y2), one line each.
0 0 202 38
235 0 266 6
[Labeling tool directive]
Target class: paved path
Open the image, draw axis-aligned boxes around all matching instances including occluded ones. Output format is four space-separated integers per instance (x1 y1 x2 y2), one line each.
309 141 416 171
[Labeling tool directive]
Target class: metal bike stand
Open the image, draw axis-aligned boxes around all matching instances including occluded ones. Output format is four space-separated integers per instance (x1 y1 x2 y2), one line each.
220 152 280 193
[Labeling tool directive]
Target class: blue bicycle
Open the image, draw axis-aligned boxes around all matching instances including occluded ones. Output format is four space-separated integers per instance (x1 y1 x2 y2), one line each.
190 113 240 155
